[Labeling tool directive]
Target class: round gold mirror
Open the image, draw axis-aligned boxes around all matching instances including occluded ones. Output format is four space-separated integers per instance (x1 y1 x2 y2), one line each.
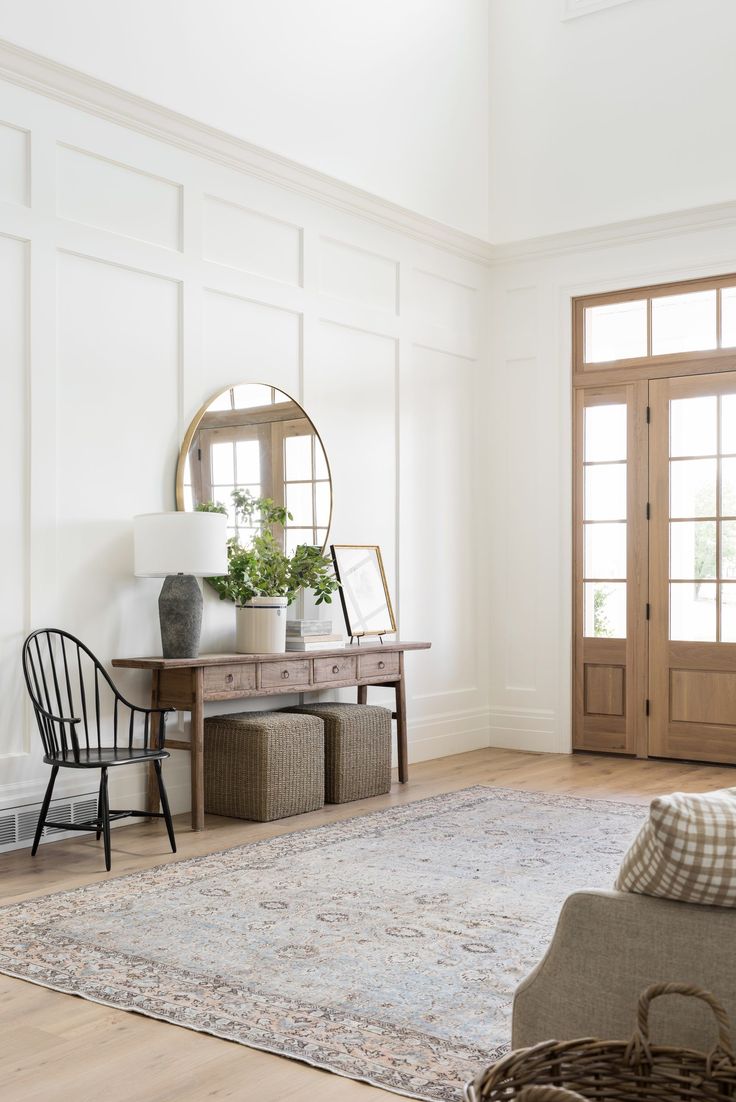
176 383 332 552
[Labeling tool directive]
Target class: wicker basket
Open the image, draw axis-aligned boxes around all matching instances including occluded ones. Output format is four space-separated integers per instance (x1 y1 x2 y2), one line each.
284 703 391 803
203 710 324 821
465 983 736 1102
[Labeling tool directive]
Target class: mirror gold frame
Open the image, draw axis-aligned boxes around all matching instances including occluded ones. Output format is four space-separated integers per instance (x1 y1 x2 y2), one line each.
175 382 333 552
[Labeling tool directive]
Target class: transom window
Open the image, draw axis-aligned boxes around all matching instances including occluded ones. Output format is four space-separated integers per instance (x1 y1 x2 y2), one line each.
578 275 736 368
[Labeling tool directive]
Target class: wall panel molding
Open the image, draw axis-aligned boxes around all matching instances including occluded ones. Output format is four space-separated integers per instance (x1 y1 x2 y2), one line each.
0 63 494 825
57 142 182 250
0 119 29 205
0 38 490 263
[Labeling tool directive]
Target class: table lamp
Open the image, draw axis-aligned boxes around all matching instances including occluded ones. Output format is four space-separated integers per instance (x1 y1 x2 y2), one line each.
134 512 228 658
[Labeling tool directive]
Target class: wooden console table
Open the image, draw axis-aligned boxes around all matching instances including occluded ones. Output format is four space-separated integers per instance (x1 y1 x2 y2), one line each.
112 641 430 831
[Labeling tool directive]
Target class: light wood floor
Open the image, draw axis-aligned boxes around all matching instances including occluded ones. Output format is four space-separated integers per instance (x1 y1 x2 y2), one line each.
2 747 735 1102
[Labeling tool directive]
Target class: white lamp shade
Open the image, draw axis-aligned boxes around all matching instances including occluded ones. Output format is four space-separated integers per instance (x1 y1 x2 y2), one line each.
134 512 228 578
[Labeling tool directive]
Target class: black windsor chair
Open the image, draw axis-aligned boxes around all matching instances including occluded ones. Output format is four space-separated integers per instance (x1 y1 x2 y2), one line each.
22 629 176 870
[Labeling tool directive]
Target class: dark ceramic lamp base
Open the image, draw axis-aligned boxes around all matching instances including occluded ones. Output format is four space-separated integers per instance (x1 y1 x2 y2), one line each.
159 574 203 658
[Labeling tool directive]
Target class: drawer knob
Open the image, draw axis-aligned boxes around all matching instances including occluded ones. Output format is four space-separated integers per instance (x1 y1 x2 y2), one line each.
226 673 234 684
332 664 340 674
281 669 290 680
378 660 385 670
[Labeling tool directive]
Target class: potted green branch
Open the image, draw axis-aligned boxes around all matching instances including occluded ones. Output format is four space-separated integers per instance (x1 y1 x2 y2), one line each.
197 491 338 653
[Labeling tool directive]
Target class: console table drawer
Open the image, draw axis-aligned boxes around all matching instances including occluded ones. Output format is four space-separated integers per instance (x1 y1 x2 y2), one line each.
314 655 357 685
204 664 256 695
358 652 399 679
260 659 311 689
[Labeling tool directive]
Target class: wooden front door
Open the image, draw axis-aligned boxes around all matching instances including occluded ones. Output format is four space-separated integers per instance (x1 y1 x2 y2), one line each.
649 371 736 764
573 384 648 755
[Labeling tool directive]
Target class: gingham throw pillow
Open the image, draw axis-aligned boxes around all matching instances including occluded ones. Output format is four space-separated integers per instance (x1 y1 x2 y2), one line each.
615 787 736 907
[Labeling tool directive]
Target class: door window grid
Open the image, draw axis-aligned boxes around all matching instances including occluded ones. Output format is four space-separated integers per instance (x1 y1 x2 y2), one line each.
669 394 736 642
283 432 329 551
583 402 627 639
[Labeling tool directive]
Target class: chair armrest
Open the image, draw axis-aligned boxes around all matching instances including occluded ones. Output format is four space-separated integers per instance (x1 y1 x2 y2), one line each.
512 889 736 1051
33 705 81 726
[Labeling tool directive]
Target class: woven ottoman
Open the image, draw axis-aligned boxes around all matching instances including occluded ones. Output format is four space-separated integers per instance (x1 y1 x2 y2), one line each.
203 710 324 821
284 703 392 803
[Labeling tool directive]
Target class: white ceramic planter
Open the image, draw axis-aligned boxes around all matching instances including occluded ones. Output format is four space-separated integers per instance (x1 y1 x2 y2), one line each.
235 596 288 654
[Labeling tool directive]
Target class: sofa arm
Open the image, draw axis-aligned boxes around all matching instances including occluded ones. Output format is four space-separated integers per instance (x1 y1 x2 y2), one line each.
512 890 736 1051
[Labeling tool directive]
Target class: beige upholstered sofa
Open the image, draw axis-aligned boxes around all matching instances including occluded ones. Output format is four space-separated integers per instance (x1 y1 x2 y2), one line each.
512 889 736 1051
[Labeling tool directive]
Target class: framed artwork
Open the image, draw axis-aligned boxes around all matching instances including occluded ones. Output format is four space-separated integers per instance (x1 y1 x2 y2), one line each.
330 545 396 640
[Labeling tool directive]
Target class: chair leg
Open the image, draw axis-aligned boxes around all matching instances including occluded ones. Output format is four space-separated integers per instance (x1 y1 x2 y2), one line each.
31 766 59 856
154 759 177 853
100 767 111 872
96 772 104 841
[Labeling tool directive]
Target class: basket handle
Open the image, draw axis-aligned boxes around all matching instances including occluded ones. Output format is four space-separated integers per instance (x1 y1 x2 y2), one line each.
517 1089 589 1102
632 983 735 1067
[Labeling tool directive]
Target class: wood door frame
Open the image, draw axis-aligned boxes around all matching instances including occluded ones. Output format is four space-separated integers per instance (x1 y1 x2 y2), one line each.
648 370 736 763
573 272 736 762
573 383 648 756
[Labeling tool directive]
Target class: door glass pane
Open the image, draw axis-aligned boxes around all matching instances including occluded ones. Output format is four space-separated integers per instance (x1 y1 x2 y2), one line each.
722 457 736 516
585 404 627 461
670 458 717 518
670 582 717 641
721 583 736 642
722 520 736 579
231 383 273 408
584 300 647 364
670 396 717 457
721 394 736 454
670 521 717 580
315 444 329 481
315 481 331 528
211 442 235 485
285 482 313 527
584 582 626 638
585 523 626 578
652 290 717 355
721 288 736 349
585 465 627 520
284 434 312 481
235 440 260 485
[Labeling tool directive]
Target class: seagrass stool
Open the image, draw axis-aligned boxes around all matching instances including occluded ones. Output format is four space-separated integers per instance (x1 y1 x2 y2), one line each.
284 702 392 803
203 710 324 821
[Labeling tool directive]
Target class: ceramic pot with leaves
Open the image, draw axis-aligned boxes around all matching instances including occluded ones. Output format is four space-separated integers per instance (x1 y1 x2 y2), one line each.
197 492 338 653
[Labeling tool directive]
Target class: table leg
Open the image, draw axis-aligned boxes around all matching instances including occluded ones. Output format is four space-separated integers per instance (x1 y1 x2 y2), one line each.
395 653 408 783
357 684 367 704
191 667 205 832
146 670 161 818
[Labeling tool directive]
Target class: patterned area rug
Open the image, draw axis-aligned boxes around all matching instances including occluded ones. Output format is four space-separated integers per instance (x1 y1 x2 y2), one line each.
0 786 645 1100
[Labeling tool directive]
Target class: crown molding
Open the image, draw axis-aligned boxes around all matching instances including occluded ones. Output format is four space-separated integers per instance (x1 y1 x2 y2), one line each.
2 39 735 271
561 0 636 19
489 200 736 265
0 38 492 265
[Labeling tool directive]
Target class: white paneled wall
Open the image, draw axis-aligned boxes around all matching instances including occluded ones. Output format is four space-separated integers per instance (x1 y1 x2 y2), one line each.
0 74 491 817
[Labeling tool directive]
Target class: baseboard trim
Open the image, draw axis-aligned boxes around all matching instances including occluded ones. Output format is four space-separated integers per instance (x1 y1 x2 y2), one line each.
487 706 565 754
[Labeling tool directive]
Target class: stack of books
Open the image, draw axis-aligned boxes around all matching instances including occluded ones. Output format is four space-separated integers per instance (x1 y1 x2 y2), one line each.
285 620 344 651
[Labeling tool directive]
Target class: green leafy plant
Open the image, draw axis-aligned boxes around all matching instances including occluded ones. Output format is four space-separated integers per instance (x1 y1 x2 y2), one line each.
197 490 339 607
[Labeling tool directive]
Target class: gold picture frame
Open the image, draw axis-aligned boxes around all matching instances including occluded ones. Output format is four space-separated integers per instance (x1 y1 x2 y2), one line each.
330 545 396 641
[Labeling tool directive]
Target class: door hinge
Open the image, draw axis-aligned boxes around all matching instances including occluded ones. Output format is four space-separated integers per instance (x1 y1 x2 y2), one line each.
646 405 651 424
646 502 651 519
645 699 650 716
645 603 651 620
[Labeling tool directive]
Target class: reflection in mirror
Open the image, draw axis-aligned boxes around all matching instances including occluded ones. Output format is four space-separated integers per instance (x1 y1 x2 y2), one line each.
176 383 332 550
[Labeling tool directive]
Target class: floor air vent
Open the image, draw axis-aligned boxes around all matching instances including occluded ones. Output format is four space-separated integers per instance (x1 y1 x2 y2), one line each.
0 791 97 852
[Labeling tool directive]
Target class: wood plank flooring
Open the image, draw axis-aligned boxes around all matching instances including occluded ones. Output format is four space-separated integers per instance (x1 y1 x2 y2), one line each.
1 747 734 1102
